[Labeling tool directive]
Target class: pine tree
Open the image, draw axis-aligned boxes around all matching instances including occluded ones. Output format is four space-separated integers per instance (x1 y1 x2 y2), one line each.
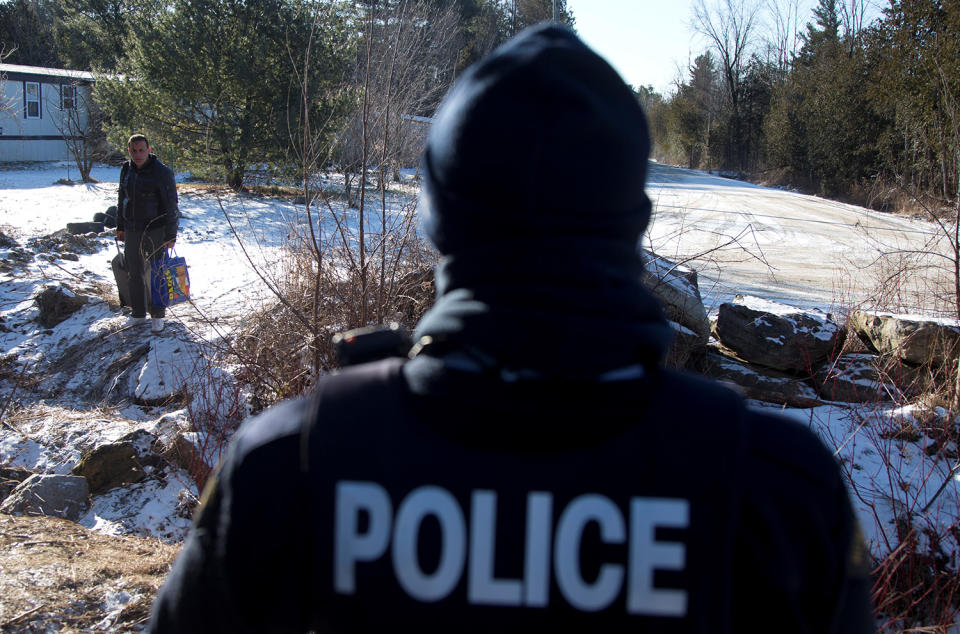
0 0 62 67
54 0 136 71
95 0 355 189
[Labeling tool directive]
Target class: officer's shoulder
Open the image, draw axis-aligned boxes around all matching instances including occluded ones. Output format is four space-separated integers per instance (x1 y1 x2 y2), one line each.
661 368 842 487
310 357 407 416
660 367 743 399
232 358 404 451
230 395 313 458
743 404 844 491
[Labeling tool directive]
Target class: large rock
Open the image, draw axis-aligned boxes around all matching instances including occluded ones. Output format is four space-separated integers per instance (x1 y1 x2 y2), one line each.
696 348 823 408
665 321 702 369
642 252 710 342
35 285 88 328
713 295 844 374
66 221 105 234
0 466 33 502
0 474 90 521
160 431 225 490
850 311 960 367
72 441 147 495
813 353 905 403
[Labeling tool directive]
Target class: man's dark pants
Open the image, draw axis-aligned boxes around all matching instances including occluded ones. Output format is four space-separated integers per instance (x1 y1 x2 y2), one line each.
124 225 167 319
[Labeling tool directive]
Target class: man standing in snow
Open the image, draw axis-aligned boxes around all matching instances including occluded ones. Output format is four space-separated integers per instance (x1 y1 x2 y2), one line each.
148 25 874 633
116 133 178 334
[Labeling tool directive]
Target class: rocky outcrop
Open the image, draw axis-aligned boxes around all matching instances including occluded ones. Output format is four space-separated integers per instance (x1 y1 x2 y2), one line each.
71 429 164 495
642 252 710 368
0 466 33 501
72 442 147 495
696 348 824 408
0 474 90 521
35 285 89 328
642 252 711 340
712 295 844 373
850 311 960 367
66 221 105 235
813 353 904 403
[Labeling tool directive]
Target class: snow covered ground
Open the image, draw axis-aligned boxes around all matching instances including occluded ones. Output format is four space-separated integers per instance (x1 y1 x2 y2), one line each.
646 162 952 316
1 160 957 567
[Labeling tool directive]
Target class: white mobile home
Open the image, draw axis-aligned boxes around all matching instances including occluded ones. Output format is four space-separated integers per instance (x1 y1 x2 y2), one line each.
0 64 96 162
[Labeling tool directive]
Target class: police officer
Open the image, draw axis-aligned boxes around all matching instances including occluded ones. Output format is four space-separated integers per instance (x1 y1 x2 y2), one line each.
148 25 875 633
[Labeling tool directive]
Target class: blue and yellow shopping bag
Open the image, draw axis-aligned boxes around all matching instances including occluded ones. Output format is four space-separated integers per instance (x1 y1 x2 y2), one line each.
150 249 190 307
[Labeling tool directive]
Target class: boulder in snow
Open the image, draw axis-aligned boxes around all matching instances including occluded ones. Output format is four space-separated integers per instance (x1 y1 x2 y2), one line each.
35 285 88 328
160 431 225 491
0 230 17 248
0 474 90 521
66 221 105 235
850 310 960 368
665 320 703 369
642 251 710 342
695 348 823 408
813 353 905 403
713 295 844 374
0 466 33 502
128 335 199 405
72 441 147 495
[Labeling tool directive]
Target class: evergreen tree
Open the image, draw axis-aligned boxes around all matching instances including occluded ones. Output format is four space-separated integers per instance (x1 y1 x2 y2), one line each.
739 55 773 171
693 0 764 172
0 0 62 67
95 0 355 189
871 0 960 199
664 53 719 169
798 0 840 61
504 0 574 37
765 0 878 195
54 0 137 71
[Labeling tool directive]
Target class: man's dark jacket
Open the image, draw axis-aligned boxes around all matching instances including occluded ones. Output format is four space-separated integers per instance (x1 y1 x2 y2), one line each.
117 154 178 242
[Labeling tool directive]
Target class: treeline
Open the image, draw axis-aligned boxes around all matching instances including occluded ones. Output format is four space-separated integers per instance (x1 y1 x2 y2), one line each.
0 0 573 188
644 0 959 209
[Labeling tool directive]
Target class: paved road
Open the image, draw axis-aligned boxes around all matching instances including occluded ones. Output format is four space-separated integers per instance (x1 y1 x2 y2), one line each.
644 162 953 317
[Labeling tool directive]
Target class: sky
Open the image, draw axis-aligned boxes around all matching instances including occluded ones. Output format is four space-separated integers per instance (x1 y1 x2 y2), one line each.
567 0 703 95
566 1 884 97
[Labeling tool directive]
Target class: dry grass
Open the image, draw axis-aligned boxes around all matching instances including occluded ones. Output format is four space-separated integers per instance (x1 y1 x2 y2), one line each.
230 241 436 411
0 515 179 632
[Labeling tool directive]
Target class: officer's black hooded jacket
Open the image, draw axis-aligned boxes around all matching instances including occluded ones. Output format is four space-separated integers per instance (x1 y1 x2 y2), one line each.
148 24 875 634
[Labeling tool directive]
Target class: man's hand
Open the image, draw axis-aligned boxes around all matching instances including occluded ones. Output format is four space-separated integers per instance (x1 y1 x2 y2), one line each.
164 240 176 249
117 230 125 242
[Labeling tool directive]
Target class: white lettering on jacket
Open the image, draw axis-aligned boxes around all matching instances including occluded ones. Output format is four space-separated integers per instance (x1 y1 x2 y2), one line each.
333 482 689 616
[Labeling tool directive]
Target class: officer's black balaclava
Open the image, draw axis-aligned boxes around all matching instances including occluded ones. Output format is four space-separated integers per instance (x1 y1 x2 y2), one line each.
411 23 670 383
421 23 651 253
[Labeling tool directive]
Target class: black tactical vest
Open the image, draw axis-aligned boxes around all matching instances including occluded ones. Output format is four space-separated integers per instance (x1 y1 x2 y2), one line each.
298 358 748 633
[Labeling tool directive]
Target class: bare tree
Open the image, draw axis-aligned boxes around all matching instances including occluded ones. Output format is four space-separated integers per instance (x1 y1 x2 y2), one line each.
368 1 457 324
693 0 765 171
0 45 14 120
767 0 801 79
336 1 460 324
49 81 103 182
839 0 869 44
217 0 454 399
